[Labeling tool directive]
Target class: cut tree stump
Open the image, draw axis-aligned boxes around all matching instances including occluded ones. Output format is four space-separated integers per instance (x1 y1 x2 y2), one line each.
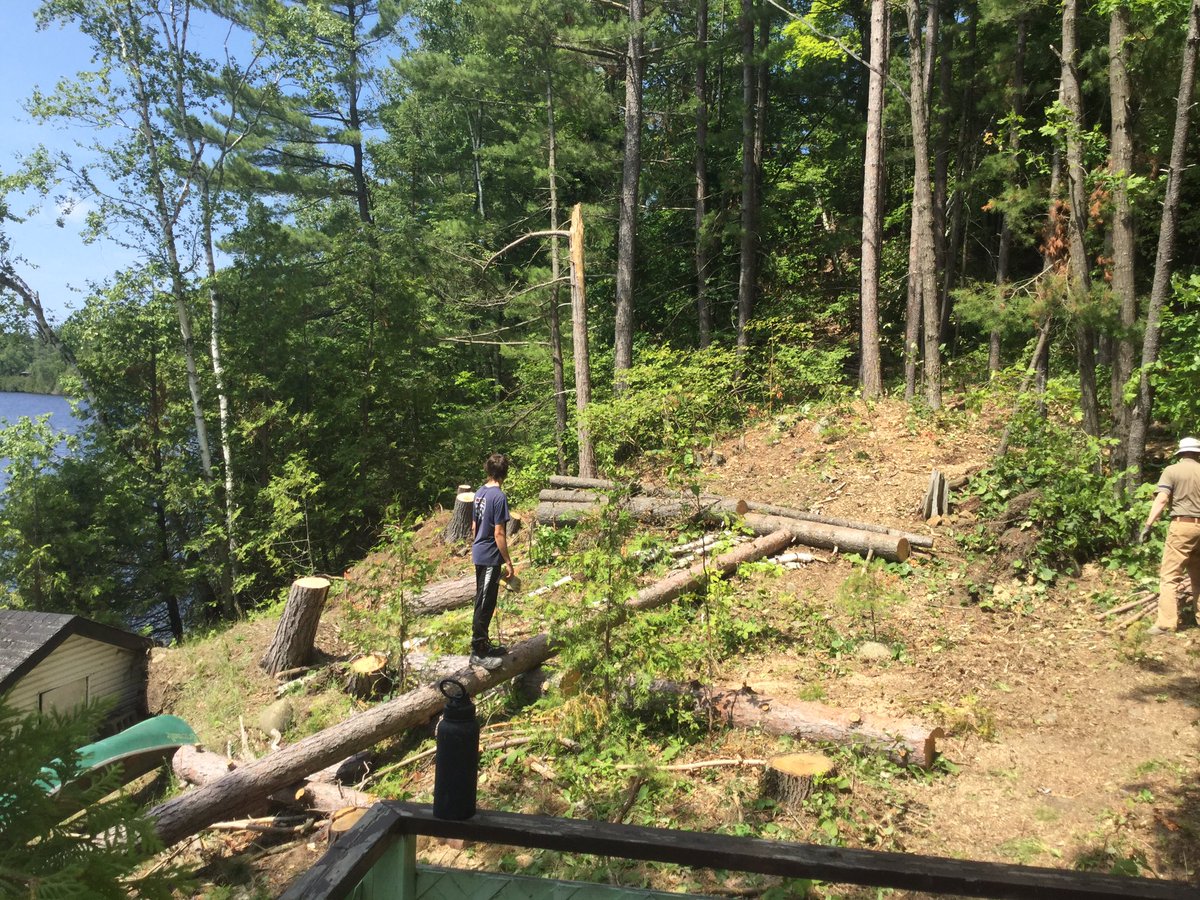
506 513 523 536
921 470 949 520
328 806 368 845
760 753 836 811
345 653 391 700
743 502 934 550
147 531 795 847
260 577 332 676
444 491 475 544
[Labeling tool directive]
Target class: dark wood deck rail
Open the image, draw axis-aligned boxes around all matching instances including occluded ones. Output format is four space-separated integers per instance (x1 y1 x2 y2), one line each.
282 802 1198 900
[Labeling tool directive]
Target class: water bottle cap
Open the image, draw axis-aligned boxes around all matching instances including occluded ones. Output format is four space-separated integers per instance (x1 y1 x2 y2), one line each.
440 679 468 702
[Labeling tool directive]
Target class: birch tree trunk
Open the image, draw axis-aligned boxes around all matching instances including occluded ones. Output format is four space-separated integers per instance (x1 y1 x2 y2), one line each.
546 63 568 476
569 205 597 477
992 15 1026 373
907 0 942 409
736 0 759 351
1062 0 1100 437
614 0 645 386
1108 3 1136 462
859 0 888 398
1124 0 1200 488
696 0 713 348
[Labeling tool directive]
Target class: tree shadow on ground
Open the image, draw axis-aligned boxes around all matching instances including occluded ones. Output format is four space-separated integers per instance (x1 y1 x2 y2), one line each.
1123 671 1200 709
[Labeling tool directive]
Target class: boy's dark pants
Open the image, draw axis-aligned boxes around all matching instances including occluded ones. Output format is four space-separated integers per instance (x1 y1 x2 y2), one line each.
472 564 503 652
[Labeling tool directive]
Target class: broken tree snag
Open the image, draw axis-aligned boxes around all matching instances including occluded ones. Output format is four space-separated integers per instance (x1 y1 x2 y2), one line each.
761 753 836 811
921 470 949 520
345 653 391 700
260 577 332 676
410 574 475 616
743 513 910 562
444 491 475 544
743 502 934 550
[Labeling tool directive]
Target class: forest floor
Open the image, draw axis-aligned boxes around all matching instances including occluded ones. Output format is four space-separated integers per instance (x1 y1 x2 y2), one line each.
147 398 1200 899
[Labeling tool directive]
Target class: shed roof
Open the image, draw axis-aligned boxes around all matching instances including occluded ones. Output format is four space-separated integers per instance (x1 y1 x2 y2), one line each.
0 611 153 695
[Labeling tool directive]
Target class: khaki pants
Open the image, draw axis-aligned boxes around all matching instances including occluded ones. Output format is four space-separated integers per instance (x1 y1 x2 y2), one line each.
1156 520 1200 630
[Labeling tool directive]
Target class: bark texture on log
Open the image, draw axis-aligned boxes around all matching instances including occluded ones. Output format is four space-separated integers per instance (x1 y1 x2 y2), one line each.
444 491 475 544
548 474 623 492
172 745 375 815
410 575 475 616
743 502 933 549
539 489 607 504
260 577 332 676
149 535 795 846
743 513 910 562
656 682 941 767
536 496 746 527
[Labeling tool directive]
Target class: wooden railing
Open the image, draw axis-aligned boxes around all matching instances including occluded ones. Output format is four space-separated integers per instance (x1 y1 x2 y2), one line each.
281 802 1197 900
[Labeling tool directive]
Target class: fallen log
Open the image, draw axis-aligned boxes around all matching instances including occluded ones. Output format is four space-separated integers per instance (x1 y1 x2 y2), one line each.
743 513 910 562
539 488 608 504
172 745 375 816
548 474 624 492
651 681 941 768
536 495 748 527
410 574 475 616
148 532 794 847
743 502 933 549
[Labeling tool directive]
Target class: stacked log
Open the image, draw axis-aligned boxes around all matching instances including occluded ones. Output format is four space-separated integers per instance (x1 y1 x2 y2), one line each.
743 501 933 550
742 513 910 562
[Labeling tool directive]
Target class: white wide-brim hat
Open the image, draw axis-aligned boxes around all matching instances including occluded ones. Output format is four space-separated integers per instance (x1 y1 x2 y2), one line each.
1176 436 1200 455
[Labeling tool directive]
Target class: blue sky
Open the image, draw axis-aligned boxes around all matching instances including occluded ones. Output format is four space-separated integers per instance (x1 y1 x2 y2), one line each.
0 3 135 323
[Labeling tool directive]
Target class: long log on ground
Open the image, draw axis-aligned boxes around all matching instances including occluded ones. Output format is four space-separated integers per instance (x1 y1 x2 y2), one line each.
651 681 942 768
536 496 748 527
172 745 375 815
147 531 794 847
260 577 332 676
743 513 910 562
539 488 608 504
548 474 624 491
743 502 933 549
409 574 475 615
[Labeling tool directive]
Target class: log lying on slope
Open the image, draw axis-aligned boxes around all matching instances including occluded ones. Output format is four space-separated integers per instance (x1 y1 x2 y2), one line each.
536 495 748 527
409 574 475 616
173 745 375 816
743 512 910 562
147 530 794 847
548 474 626 492
743 501 934 550
651 681 942 768
539 488 608 504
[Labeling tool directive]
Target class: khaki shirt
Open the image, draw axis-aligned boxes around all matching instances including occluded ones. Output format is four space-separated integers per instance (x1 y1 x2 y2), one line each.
1157 457 1200 518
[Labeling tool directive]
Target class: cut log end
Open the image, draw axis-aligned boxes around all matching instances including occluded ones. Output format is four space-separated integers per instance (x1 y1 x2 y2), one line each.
760 753 837 812
294 576 332 591
345 652 391 700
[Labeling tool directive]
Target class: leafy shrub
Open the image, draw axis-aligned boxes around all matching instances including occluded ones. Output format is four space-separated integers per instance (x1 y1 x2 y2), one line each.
968 387 1140 566
834 561 905 642
1151 273 1200 435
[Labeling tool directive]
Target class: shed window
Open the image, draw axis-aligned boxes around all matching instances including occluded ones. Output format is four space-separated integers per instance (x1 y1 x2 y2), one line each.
39 676 89 714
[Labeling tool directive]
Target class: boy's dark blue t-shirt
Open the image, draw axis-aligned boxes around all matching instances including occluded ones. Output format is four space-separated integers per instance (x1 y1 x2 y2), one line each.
472 484 511 567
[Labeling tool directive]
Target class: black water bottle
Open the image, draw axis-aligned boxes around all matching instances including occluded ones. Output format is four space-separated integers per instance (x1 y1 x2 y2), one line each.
433 678 479 819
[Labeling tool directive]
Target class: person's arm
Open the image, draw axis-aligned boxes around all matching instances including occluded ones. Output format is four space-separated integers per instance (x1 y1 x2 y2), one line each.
494 523 514 579
1141 488 1171 541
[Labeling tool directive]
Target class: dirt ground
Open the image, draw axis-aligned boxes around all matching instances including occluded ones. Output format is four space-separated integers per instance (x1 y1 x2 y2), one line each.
149 399 1200 897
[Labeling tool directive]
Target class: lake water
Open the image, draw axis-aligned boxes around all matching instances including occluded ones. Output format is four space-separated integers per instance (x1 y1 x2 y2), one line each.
0 392 86 487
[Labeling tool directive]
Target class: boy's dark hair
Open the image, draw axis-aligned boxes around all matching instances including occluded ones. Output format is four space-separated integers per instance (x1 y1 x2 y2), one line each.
485 452 509 481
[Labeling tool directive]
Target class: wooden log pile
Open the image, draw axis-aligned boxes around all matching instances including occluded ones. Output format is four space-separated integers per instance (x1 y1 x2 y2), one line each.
536 481 922 563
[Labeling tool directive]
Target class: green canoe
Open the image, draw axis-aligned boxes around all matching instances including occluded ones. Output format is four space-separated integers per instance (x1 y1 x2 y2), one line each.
41 714 198 794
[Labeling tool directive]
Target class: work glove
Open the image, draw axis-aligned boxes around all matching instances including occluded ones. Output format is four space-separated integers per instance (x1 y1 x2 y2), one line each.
1137 525 1151 545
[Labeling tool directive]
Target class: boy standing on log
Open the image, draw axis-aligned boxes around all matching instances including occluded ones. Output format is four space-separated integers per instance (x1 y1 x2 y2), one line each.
1139 436 1200 634
470 453 515 669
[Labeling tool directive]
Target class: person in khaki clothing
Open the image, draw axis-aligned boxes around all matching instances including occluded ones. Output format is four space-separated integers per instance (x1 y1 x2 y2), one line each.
1139 436 1200 634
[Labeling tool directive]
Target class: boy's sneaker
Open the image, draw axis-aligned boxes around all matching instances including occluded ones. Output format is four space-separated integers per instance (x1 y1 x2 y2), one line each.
469 644 508 670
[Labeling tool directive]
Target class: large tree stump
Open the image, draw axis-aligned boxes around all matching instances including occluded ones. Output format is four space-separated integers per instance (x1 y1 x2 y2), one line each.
506 512 523 537
345 653 390 700
260 577 332 676
444 491 475 544
760 753 836 812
